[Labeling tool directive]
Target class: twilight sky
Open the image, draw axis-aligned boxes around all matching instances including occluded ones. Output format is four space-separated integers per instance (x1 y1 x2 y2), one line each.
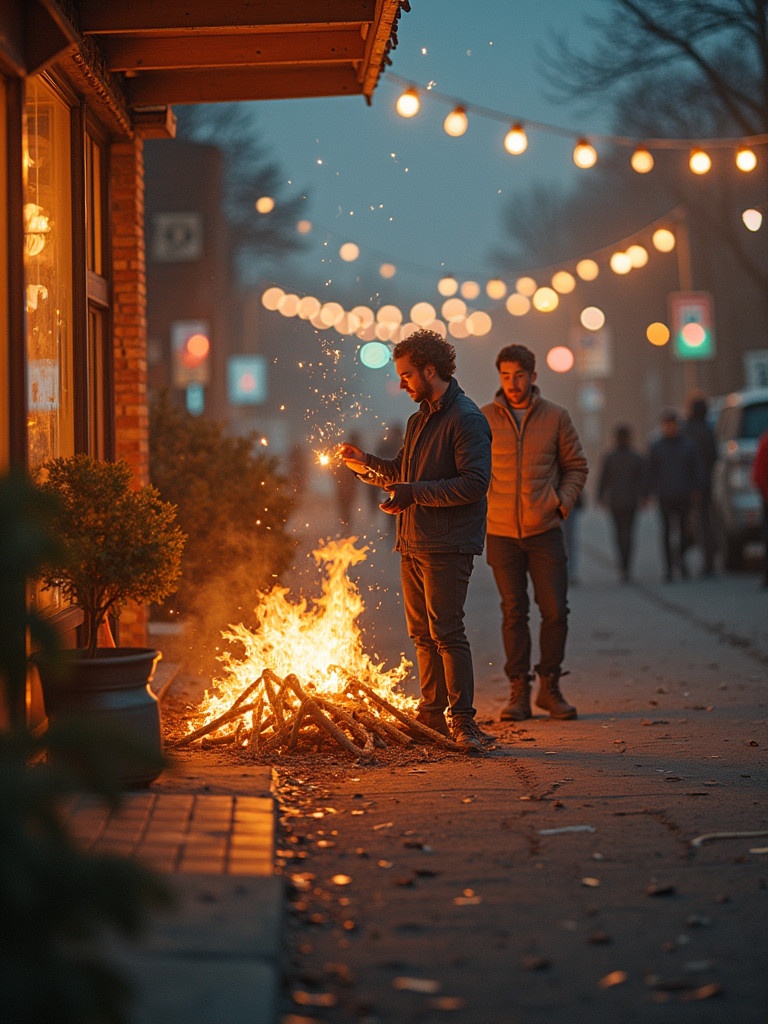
253 0 613 307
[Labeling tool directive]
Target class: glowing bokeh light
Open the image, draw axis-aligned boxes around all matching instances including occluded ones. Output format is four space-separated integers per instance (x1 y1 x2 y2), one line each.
410 301 437 326
376 304 403 325
278 293 300 316
296 219 313 234
360 341 391 368
466 311 493 336
506 293 531 316
576 259 599 281
580 306 605 331
551 270 576 294
255 196 275 213
460 280 480 300
532 286 559 312
504 124 528 155
438 275 458 296
319 301 345 326
297 295 320 320
742 208 763 231
573 139 597 168
515 276 537 297
689 148 712 174
735 146 757 172
395 88 420 118
630 147 654 173
647 322 670 346
546 346 574 373
261 286 284 310
448 318 470 338
339 242 360 261
444 106 468 137
609 251 632 275
626 244 649 268
486 278 508 300
442 297 467 321
652 228 676 252
350 305 375 328
379 263 397 278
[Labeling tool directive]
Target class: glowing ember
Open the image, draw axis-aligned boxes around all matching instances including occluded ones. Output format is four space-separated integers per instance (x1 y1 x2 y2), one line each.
186 537 414 745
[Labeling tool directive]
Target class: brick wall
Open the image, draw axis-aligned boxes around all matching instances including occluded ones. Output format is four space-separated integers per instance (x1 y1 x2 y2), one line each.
110 136 149 646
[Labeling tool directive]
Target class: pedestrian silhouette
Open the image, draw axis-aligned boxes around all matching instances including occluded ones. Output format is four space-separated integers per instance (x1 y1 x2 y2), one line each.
597 424 646 582
684 393 718 576
647 410 703 582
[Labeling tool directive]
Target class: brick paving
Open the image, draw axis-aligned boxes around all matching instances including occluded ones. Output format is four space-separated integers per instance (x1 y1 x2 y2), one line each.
64 792 274 876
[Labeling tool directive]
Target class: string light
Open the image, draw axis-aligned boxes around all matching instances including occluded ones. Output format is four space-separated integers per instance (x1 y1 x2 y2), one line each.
689 148 712 174
386 73 768 175
743 207 763 231
735 145 757 171
503 123 528 155
630 146 654 173
443 106 469 137
395 86 420 118
573 139 598 169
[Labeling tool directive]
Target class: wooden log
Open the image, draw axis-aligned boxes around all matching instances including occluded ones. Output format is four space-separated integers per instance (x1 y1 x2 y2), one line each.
346 678 461 750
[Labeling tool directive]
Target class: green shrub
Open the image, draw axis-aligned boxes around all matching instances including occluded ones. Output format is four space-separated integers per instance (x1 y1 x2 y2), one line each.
149 392 296 674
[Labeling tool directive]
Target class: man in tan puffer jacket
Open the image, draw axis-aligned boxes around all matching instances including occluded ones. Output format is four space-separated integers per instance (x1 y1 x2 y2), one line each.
482 344 588 721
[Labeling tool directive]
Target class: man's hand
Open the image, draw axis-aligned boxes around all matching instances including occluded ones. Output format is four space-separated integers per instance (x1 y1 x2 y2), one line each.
338 442 368 473
380 483 414 514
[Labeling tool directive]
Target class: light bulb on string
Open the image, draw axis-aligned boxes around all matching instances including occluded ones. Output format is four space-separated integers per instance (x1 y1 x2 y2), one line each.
573 138 597 168
438 275 458 296
444 106 468 137
735 145 757 172
742 208 763 231
504 123 528 155
395 87 420 118
689 148 711 174
652 228 676 252
630 146 654 173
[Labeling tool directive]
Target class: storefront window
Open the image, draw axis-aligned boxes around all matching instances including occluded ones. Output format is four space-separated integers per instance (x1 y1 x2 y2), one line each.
24 77 74 468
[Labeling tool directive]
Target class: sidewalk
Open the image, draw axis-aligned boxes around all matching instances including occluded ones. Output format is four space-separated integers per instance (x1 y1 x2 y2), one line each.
63 493 766 1024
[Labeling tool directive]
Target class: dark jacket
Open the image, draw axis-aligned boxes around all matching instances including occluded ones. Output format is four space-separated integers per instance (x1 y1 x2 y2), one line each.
598 446 646 512
647 434 703 502
481 386 588 539
361 377 491 555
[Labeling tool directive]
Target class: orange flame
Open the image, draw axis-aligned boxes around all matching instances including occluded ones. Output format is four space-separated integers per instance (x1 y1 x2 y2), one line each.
188 537 413 738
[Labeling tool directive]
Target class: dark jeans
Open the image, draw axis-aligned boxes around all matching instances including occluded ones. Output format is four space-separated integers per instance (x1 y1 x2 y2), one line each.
610 507 638 576
658 497 693 576
486 529 569 680
400 551 476 718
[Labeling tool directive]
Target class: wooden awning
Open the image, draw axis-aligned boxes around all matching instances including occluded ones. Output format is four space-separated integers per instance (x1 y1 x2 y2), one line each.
77 0 406 108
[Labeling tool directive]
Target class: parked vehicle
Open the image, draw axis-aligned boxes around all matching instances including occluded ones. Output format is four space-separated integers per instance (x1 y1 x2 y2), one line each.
711 387 768 569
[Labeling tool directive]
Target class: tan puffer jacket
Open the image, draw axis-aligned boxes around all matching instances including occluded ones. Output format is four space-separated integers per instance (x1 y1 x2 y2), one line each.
481 387 588 539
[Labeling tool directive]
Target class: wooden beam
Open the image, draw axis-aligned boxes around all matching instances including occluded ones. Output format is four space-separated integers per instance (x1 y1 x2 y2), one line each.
126 64 367 105
80 0 376 34
103 29 365 72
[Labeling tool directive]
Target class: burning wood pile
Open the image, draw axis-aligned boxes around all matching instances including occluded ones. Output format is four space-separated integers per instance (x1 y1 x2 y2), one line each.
171 667 458 760
171 537 463 760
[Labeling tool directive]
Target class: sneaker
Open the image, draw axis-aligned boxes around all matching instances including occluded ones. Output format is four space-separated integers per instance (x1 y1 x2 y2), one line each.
449 716 488 754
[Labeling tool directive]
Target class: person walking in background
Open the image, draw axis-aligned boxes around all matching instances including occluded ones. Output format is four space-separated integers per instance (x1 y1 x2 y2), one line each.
339 329 493 754
685 393 718 576
482 344 587 723
752 427 768 588
647 410 703 582
561 490 585 585
597 424 647 582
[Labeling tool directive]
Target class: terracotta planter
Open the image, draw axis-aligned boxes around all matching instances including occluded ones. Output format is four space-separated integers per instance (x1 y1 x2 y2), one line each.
37 647 164 787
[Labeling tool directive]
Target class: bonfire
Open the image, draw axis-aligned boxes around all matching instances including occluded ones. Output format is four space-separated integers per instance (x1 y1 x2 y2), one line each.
174 538 460 759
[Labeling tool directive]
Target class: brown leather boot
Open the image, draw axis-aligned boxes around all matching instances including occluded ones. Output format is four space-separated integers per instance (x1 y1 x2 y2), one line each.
535 673 577 720
500 676 532 721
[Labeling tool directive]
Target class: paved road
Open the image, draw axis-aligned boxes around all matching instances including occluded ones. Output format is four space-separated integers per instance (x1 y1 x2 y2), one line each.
274 501 768 1024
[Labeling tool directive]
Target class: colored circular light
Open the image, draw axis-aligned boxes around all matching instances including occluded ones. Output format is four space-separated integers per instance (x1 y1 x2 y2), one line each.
647 322 670 347
360 342 391 368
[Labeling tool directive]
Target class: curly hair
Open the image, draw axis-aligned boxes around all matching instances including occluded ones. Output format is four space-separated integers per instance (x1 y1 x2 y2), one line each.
495 344 535 373
393 329 456 381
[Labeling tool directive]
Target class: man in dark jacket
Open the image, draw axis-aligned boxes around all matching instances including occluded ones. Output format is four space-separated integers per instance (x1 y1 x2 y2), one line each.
339 330 492 753
482 344 587 723
647 410 703 582
597 424 647 582
685 395 718 576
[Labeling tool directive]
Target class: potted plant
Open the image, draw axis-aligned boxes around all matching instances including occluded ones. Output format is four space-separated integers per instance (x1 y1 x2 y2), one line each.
34 454 186 784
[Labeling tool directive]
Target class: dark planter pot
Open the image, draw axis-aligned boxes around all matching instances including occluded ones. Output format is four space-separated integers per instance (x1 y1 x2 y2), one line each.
36 647 164 788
